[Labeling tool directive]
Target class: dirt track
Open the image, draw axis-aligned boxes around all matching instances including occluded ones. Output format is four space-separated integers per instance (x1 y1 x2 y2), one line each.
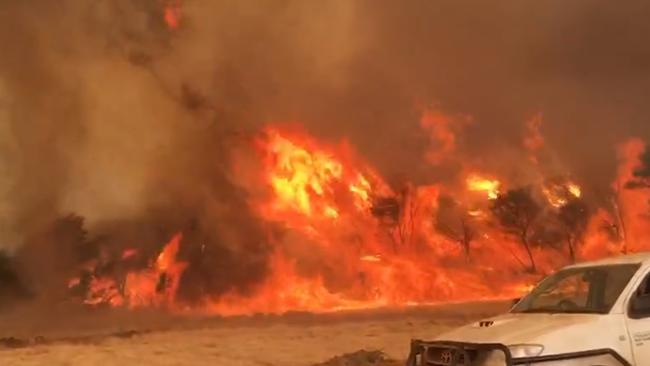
0 301 509 366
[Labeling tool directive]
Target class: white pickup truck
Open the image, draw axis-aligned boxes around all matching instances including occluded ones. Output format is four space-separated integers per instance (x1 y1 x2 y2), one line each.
406 252 650 365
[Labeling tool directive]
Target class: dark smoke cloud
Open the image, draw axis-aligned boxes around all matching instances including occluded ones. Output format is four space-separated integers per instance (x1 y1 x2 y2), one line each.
1 0 649 301
342 0 650 188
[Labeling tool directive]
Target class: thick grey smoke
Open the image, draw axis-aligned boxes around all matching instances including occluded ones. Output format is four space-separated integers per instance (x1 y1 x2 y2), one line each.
1 0 649 301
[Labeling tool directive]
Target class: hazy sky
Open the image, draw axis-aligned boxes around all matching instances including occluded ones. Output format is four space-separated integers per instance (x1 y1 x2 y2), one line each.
0 0 649 252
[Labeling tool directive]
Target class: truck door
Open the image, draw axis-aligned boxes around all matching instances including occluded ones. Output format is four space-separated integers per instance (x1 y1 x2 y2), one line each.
626 270 650 364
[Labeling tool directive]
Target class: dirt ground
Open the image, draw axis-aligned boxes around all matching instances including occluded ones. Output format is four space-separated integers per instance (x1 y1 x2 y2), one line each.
0 301 509 366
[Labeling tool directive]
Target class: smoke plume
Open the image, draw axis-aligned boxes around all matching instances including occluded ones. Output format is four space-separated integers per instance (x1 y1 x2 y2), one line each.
1 0 650 306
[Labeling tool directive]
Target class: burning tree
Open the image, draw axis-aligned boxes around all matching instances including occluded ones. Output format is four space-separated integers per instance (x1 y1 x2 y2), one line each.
435 195 475 260
557 198 590 263
370 185 422 251
490 187 541 272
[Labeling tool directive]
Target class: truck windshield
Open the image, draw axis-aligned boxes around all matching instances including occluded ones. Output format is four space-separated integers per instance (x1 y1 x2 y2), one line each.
512 263 640 314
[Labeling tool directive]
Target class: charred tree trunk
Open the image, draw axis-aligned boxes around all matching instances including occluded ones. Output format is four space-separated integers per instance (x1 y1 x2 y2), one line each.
461 239 470 262
460 218 472 262
521 230 536 273
612 186 629 254
506 246 529 271
567 235 576 264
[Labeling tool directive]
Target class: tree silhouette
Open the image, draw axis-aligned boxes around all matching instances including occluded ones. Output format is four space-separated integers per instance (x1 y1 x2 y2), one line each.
370 186 421 251
16 214 99 301
626 148 650 189
0 251 28 304
370 197 400 223
635 149 650 182
557 198 590 263
621 147 650 252
435 195 475 260
490 187 541 272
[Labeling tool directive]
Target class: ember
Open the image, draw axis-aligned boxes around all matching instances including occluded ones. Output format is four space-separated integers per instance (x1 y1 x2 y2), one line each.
163 0 182 30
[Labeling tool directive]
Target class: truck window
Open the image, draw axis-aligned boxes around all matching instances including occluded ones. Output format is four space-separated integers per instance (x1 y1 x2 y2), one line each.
629 271 650 318
604 265 641 307
530 272 589 309
513 264 640 314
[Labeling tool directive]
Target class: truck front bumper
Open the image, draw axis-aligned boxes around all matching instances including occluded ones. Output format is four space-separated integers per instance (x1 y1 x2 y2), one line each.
405 339 632 366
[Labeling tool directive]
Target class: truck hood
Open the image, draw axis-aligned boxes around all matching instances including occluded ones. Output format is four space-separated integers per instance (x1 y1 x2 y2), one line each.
435 312 628 355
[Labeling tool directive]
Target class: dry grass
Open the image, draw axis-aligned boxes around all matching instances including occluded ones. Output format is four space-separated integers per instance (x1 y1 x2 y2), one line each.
0 301 509 366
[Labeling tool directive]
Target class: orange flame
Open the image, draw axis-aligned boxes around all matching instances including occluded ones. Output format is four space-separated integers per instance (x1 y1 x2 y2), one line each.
124 233 187 308
542 180 583 208
163 0 181 30
190 128 531 315
259 129 385 223
466 174 500 199
568 182 582 198
72 233 187 309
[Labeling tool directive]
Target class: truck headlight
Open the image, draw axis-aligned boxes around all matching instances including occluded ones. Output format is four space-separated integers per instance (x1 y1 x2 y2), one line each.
508 344 544 358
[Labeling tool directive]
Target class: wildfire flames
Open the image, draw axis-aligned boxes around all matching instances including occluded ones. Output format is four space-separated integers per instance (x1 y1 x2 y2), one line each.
67 119 650 316
261 129 378 219
466 175 500 200
0 0 646 331
69 233 187 309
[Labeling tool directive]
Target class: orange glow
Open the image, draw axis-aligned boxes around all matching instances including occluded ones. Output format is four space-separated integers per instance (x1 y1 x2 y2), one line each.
188 128 533 315
67 277 81 288
121 248 138 260
542 180 583 208
67 123 650 317
360 254 382 262
420 111 457 165
568 182 582 198
124 233 187 308
72 233 187 309
266 131 344 216
83 276 124 307
466 174 500 199
524 113 544 164
467 209 485 218
163 0 181 30
259 129 386 223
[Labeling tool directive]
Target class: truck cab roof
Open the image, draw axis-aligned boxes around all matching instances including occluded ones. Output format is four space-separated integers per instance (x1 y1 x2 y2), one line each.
565 252 650 269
